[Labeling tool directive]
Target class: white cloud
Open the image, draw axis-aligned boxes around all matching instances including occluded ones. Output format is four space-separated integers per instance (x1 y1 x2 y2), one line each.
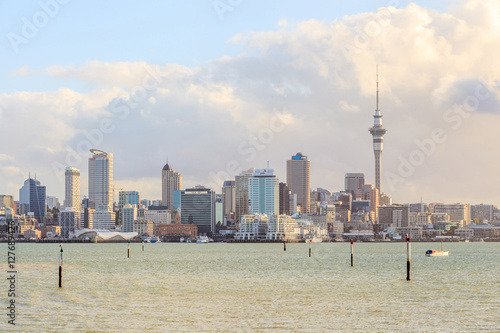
1 0 500 206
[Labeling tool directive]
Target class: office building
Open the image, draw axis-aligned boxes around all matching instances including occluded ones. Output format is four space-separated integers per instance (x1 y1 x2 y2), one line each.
161 162 182 210
356 184 379 222
180 186 215 235
0 195 14 209
144 208 171 225
471 204 494 221
345 173 365 199
92 205 116 230
222 180 236 216
19 177 46 222
122 204 137 232
279 182 290 215
235 168 255 226
64 167 81 211
249 168 279 216
378 204 410 228
434 203 471 225
286 152 310 214
88 149 113 210
59 208 80 238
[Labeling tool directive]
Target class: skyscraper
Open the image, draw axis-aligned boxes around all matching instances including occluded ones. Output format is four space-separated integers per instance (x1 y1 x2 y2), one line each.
286 152 310 214
180 186 215 235
88 149 113 210
345 173 365 198
161 162 182 210
64 167 81 211
278 182 290 215
235 168 255 226
249 168 279 216
19 177 46 222
369 71 387 192
122 204 137 232
222 180 235 216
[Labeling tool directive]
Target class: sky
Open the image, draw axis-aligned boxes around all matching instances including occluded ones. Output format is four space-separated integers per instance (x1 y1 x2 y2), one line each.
1 0 500 206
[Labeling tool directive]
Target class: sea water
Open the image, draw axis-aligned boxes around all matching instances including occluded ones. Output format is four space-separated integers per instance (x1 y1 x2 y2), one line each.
2 242 499 332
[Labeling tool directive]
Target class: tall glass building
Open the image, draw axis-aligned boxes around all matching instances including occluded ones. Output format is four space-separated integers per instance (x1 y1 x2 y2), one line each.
88 149 113 210
19 177 46 222
249 169 279 216
180 186 215 235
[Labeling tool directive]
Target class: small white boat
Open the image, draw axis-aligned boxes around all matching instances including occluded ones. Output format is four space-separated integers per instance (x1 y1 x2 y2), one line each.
426 241 449 257
425 249 449 257
196 236 209 243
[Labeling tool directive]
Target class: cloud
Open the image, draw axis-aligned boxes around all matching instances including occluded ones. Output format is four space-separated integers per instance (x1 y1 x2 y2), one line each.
1 0 500 207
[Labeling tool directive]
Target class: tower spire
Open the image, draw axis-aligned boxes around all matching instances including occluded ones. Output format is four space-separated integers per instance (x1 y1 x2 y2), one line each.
369 66 387 192
376 64 379 112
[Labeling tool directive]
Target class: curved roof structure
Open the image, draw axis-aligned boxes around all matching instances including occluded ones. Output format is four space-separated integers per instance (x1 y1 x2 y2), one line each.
76 229 139 241
89 149 108 155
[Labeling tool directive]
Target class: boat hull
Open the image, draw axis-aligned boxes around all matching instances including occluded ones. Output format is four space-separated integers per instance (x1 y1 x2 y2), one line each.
425 250 449 257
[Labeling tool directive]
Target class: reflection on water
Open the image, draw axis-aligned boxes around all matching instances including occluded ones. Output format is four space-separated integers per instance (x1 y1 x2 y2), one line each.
4 242 500 332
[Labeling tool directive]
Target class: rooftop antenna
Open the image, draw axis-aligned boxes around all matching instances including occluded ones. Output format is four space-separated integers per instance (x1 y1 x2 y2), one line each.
267 160 270 169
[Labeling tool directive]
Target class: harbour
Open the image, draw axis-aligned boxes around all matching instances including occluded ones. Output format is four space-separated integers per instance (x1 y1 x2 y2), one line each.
4 242 499 332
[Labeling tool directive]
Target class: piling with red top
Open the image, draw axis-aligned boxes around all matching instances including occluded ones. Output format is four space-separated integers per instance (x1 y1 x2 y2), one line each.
309 239 312 257
283 234 286 251
128 241 130 258
350 240 353 267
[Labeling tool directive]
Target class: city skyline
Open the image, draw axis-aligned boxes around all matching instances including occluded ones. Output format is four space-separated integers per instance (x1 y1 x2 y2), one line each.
1 0 500 205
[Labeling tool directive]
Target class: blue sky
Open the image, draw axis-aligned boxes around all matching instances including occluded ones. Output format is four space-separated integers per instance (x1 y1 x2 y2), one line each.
2 0 449 92
3 0 500 206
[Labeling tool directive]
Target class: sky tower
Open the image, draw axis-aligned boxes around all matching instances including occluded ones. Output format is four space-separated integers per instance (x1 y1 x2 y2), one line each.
369 69 387 192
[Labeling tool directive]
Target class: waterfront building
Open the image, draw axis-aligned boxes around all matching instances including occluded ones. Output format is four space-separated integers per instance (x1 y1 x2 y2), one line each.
267 214 299 240
378 204 410 228
180 186 215 235
155 223 198 238
345 173 365 199
216 194 223 227
161 162 182 211
144 208 171 225
88 149 113 210
249 168 279 216
133 219 154 236
434 203 471 226
235 168 255 226
235 214 269 240
19 177 46 223
286 152 310 214
369 72 387 192
64 167 81 211
471 204 494 222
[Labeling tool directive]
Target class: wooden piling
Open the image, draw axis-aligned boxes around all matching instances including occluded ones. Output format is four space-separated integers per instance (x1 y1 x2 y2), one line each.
59 244 63 288
406 235 411 281
350 240 353 267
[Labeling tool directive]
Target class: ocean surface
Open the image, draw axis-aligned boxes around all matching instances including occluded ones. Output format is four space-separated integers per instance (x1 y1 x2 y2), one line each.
2 242 499 332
